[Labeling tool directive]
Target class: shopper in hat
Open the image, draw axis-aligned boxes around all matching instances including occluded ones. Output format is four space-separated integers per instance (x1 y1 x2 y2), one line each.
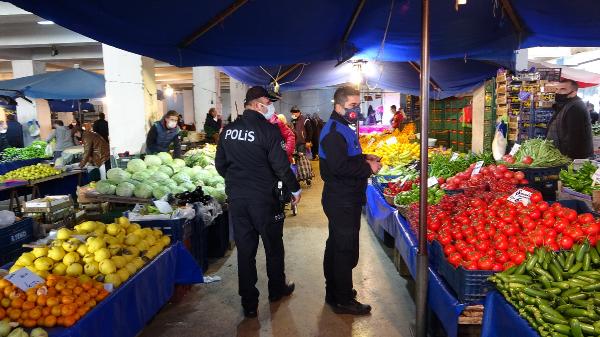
215 86 301 318
290 106 313 156
145 110 182 158
547 79 593 159
319 85 381 315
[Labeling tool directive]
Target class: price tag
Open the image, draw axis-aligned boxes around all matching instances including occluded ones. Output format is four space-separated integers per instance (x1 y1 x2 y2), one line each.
4 267 44 291
507 188 533 205
427 176 438 188
471 161 484 176
104 283 114 293
509 143 521 156
592 167 600 185
409 163 418 170
153 200 173 214
450 153 459 161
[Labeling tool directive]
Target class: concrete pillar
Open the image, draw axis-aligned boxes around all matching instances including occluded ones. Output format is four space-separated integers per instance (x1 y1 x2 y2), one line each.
156 84 167 117
10 60 53 137
192 67 220 129
515 49 529 72
471 84 486 153
102 44 157 154
229 77 247 121
182 90 194 124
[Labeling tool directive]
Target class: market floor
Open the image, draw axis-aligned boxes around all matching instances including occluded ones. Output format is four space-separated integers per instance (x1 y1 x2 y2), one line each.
140 167 416 337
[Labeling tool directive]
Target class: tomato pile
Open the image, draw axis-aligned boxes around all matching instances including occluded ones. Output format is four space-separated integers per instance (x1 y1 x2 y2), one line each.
409 190 600 272
383 179 417 196
440 163 528 193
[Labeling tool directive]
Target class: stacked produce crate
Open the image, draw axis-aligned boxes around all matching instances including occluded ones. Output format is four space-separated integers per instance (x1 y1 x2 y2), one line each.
405 95 420 121
483 79 496 151
429 99 448 147
444 97 472 153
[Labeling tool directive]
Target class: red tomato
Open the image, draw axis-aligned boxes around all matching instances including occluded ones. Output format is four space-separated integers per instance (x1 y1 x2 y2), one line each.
448 252 463 267
438 234 452 246
466 251 483 261
503 171 514 179
427 231 436 241
437 177 446 185
583 222 600 236
497 164 508 172
521 156 533 165
495 250 510 263
494 238 509 251
503 261 516 270
520 179 529 185
557 235 574 250
463 260 479 270
530 193 543 204
475 240 491 252
491 263 504 272
477 257 493 270
578 213 595 225
511 252 526 264
537 201 549 212
562 209 578 222
444 244 457 256
514 171 525 180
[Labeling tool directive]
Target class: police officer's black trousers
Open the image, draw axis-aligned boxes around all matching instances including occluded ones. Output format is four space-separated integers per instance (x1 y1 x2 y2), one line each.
230 199 286 310
322 201 361 304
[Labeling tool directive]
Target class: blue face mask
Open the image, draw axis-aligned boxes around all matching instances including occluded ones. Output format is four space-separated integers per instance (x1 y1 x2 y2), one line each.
343 106 361 123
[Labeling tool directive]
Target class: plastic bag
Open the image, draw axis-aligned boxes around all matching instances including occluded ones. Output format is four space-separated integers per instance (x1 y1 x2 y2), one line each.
492 121 508 161
0 210 16 228
45 143 54 157
28 120 41 137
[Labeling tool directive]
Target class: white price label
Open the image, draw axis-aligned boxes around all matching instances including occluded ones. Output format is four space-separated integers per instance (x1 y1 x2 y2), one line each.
4 267 44 291
399 176 409 188
592 167 600 184
471 161 484 177
509 143 521 156
427 176 438 188
104 283 114 293
450 153 459 161
507 188 533 205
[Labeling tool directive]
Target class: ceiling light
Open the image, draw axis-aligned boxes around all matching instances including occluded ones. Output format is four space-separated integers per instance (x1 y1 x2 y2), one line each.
457 0 467 4
37 20 55 25
165 86 174 97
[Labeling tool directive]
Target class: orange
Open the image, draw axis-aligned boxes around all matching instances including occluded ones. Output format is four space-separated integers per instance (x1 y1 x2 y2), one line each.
94 282 104 291
23 319 36 328
63 315 76 327
73 286 83 295
20 310 28 320
0 307 5 320
46 287 57 297
11 298 23 309
80 293 90 302
0 279 12 289
37 295 47 306
37 316 45 326
88 289 98 298
66 279 78 290
42 306 51 317
81 281 93 291
86 299 97 308
75 298 85 307
96 289 109 301
22 301 35 311
77 307 88 317
28 307 42 320
46 279 57 287
60 304 75 317
61 288 73 296
55 281 66 291
50 305 61 317
46 296 59 307
57 316 64 326
61 295 75 305
44 315 57 328
26 293 37 303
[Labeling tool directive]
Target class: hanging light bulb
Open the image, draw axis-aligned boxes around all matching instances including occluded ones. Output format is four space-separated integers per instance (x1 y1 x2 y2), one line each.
457 0 467 5
164 85 174 97
350 63 363 86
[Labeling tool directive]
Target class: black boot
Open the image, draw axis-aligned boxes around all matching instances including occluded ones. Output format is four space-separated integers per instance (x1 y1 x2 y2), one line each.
331 299 371 315
243 307 258 318
325 289 357 306
269 282 295 302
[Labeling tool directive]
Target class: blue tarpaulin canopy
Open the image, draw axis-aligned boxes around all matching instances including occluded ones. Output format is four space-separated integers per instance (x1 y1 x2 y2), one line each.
0 68 105 99
222 58 500 98
47 99 96 113
10 0 600 67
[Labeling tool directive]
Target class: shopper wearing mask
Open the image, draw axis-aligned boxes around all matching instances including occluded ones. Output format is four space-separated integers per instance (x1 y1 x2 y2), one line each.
290 107 313 155
546 80 593 159
46 120 75 159
215 86 301 318
145 110 182 158
319 86 382 315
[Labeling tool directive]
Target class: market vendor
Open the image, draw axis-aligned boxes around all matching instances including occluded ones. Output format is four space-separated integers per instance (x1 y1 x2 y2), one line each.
145 110 182 158
204 107 222 143
46 120 75 159
546 79 593 159
74 129 110 177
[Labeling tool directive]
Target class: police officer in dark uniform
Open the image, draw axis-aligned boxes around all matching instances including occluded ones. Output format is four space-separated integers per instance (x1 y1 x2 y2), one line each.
215 86 301 318
319 86 381 315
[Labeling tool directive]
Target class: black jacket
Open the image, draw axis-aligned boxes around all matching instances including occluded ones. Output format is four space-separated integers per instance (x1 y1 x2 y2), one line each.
92 119 109 143
215 109 300 203
547 96 593 159
319 112 372 205
6 120 23 148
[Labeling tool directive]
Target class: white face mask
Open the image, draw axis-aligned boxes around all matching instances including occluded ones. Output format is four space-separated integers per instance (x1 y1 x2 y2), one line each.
167 120 178 129
259 103 275 120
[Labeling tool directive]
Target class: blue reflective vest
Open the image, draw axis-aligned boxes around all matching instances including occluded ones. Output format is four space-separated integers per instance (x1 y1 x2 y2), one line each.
319 119 362 159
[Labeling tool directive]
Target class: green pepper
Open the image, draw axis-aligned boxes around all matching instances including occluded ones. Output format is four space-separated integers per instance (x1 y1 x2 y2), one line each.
570 318 584 337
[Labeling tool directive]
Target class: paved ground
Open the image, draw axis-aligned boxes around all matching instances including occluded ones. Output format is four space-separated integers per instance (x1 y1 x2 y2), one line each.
140 166 416 337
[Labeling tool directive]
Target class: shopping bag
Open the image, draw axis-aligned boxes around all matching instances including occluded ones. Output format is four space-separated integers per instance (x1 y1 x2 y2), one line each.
45 143 54 157
295 154 314 181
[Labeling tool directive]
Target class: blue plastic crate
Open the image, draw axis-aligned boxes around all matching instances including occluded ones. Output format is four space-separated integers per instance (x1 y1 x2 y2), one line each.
430 240 495 303
0 217 33 249
134 218 191 242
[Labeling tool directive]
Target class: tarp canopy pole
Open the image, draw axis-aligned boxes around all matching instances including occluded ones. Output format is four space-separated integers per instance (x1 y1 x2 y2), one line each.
408 61 441 91
416 0 430 336
179 0 249 48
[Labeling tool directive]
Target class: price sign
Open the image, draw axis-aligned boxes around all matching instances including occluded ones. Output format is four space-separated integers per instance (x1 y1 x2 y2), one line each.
507 188 533 205
409 163 418 170
592 167 600 185
450 153 459 162
4 267 44 291
427 176 438 188
471 161 484 177
509 143 521 156
104 283 114 293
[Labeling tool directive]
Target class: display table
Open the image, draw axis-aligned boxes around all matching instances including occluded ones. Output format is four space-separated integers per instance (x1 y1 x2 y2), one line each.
30 170 89 199
365 184 468 337
45 242 203 337
481 291 537 337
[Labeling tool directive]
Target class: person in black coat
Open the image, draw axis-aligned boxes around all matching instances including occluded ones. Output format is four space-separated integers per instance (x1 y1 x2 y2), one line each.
92 112 109 143
587 102 599 124
546 80 593 159
5 113 23 148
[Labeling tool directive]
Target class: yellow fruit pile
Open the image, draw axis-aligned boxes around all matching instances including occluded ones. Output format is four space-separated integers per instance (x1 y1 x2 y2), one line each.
0 164 61 182
10 217 171 288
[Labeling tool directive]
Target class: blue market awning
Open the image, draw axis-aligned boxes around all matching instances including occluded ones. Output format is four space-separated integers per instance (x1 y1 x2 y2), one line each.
0 68 105 99
47 100 95 113
5 0 531 67
222 58 500 99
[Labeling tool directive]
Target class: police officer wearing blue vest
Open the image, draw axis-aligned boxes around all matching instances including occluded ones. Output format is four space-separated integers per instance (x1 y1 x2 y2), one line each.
215 86 301 318
320 86 382 315
145 110 182 158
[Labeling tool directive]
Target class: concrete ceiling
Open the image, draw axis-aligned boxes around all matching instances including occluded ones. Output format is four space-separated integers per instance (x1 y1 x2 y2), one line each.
0 2 230 91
